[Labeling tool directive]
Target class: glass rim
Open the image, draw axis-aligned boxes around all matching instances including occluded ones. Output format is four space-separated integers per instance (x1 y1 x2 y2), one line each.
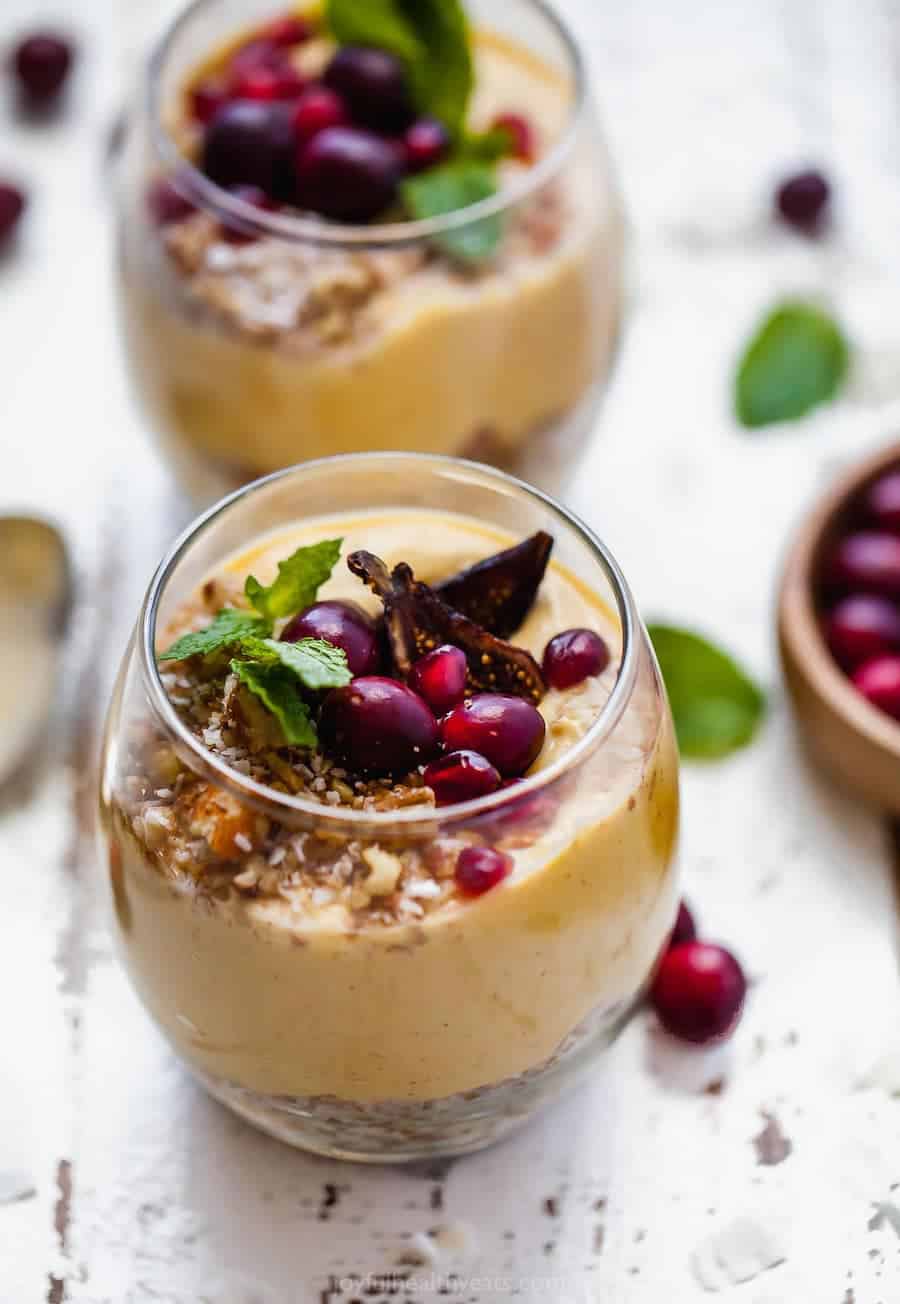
146 0 588 248
138 453 640 830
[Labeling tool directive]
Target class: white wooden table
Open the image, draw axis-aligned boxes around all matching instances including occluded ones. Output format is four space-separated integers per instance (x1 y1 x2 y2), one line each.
2 1 900 1300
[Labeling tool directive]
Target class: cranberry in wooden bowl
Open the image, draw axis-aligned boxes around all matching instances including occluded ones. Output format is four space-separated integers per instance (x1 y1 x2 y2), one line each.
779 441 900 813
98 454 679 1161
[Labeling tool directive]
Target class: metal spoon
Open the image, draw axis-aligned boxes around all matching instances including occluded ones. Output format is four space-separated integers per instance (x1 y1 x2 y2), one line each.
0 517 71 789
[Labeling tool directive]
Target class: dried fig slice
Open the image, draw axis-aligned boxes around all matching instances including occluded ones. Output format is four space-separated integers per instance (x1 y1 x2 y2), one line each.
435 531 553 637
348 551 546 703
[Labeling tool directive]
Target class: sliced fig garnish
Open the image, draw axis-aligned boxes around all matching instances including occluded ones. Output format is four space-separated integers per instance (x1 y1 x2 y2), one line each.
348 551 546 703
435 531 553 638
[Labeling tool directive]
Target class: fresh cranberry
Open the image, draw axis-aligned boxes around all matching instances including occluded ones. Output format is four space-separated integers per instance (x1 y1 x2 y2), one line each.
281 601 380 677
824 594 900 669
291 86 349 143
866 471 900 533
202 100 295 199
190 79 228 125
0 184 27 245
229 38 280 78
492 112 536 163
670 901 697 949
231 61 305 102
424 751 501 806
296 126 400 221
775 169 830 234
404 118 449 172
408 645 467 714
825 532 900 597
542 628 609 690
651 942 746 1045
261 14 313 47
441 693 545 777
319 677 438 774
323 46 413 132
146 177 195 227
455 845 513 896
851 655 900 721
12 32 74 106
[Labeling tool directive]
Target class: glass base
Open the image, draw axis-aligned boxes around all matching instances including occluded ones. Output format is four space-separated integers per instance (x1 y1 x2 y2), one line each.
191 992 639 1162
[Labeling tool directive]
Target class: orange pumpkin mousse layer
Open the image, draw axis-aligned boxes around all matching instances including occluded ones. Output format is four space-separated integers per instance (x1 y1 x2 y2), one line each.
101 512 678 1105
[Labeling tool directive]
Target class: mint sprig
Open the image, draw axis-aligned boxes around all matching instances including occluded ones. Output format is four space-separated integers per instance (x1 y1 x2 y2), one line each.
325 0 473 136
648 625 766 760
159 608 270 662
402 160 502 262
735 302 850 429
239 636 353 692
230 660 318 748
245 538 343 622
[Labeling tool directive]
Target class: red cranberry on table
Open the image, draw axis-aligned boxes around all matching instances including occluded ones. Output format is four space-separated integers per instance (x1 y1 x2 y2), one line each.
281 600 380 677
146 177 195 227
408 645 467 715
865 471 900 534
424 750 501 806
455 845 513 896
319 677 438 774
12 31 74 106
851 655 900 721
775 169 830 235
670 900 697 949
492 112 536 163
441 693 546 778
0 183 27 245
542 628 609 690
202 100 295 199
824 594 900 670
323 46 413 132
404 118 450 173
651 941 746 1045
291 86 349 143
296 126 400 222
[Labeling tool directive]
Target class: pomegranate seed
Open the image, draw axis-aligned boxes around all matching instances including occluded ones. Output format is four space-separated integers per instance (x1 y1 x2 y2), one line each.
851 655 900 721
323 46 413 132
408 645 467 714
670 901 697 949
261 14 313 47
404 117 449 172
281 600 380 677
291 86 349 143
319 677 438 775
492 112 536 163
424 750 501 806
296 125 400 222
825 532 900 597
12 31 74 106
775 169 830 235
455 845 513 896
229 39 280 78
0 183 27 244
441 693 545 777
231 62 304 102
866 470 900 533
542 627 609 690
651 942 746 1045
824 594 900 669
146 177 194 227
190 79 228 125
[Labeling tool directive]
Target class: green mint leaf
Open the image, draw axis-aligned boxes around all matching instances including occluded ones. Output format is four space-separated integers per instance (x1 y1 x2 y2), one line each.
159 608 270 662
231 659 317 748
325 0 473 135
238 636 352 692
647 625 766 760
735 301 850 429
245 538 343 622
402 161 502 262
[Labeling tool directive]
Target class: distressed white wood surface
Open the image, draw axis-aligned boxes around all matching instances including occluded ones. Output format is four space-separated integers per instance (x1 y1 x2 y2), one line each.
2 1 900 1300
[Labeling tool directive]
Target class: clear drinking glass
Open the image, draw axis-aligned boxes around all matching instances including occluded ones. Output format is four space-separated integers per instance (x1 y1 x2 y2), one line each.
98 454 678 1161
115 0 625 504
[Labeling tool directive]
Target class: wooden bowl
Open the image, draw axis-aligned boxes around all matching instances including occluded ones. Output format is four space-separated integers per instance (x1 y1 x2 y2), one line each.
778 441 900 814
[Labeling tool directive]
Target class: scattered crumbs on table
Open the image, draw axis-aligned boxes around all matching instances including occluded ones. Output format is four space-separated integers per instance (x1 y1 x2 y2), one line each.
753 1110 794 1167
